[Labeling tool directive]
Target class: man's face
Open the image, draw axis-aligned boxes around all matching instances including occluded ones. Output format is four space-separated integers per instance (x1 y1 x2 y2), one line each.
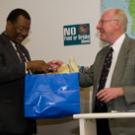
96 11 118 43
7 15 30 44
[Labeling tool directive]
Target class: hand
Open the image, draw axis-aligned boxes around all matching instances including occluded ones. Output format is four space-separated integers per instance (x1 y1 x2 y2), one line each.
96 87 124 103
48 59 64 72
26 60 51 73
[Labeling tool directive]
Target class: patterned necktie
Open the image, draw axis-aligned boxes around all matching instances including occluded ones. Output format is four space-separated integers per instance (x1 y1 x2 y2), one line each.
13 43 32 74
94 47 113 112
95 47 113 135
98 47 113 90
14 44 27 62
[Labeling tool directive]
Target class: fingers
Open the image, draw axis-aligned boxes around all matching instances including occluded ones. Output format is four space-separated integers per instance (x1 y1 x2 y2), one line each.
96 89 107 103
26 59 65 73
26 60 52 73
48 59 64 65
96 88 115 103
97 87 124 103
48 59 64 71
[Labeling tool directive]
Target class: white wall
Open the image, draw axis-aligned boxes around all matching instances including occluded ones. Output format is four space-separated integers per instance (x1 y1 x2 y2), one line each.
0 0 101 135
0 0 101 66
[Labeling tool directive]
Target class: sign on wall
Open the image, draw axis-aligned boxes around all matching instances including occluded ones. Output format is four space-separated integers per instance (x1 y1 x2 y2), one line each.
63 23 90 46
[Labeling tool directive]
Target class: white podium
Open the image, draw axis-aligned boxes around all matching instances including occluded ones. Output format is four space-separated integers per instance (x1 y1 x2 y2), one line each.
73 112 135 135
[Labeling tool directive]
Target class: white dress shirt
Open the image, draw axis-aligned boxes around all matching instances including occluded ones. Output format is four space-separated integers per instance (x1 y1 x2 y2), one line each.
105 33 126 88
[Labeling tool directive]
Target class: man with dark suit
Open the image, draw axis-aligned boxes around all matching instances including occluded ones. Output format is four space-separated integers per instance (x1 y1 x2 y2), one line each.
0 8 52 135
80 8 135 135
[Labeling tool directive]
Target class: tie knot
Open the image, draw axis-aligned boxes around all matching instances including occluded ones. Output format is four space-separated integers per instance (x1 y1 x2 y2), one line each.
109 47 113 53
106 47 113 58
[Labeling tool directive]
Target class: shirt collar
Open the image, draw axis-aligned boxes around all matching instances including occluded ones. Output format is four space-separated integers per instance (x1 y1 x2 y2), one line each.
111 33 125 52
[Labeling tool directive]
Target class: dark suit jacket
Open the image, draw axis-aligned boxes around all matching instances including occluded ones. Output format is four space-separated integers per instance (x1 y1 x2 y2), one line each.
80 35 135 135
0 33 36 134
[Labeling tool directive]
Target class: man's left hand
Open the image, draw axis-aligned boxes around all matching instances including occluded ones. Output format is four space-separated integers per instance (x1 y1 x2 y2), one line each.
96 87 124 103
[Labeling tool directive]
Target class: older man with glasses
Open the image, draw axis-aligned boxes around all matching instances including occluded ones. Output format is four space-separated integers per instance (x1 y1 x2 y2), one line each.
80 8 135 135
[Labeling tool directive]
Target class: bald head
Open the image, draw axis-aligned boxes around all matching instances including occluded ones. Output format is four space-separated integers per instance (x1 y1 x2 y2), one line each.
103 8 128 32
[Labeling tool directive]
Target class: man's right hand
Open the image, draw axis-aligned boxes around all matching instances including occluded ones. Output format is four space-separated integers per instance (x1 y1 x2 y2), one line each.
26 60 51 73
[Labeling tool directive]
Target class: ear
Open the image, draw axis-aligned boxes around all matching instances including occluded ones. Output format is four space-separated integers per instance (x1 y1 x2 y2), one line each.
7 21 13 27
6 21 13 33
6 21 14 29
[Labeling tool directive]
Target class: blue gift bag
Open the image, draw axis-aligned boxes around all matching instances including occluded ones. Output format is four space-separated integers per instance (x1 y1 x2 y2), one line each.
24 72 80 118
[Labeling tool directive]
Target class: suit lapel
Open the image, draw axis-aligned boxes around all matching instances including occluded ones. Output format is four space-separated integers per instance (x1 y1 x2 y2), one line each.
1 33 22 63
111 36 130 86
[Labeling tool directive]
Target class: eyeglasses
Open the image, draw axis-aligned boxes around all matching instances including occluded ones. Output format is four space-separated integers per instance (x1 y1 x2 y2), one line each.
16 26 30 34
12 22 30 34
98 19 119 25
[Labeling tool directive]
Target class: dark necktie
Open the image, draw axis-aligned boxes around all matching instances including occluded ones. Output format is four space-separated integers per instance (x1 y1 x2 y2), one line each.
14 44 32 74
14 44 27 62
94 47 113 112
98 47 113 90
95 47 113 135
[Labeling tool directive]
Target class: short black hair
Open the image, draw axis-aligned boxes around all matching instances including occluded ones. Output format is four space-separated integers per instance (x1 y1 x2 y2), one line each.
7 8 31 22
